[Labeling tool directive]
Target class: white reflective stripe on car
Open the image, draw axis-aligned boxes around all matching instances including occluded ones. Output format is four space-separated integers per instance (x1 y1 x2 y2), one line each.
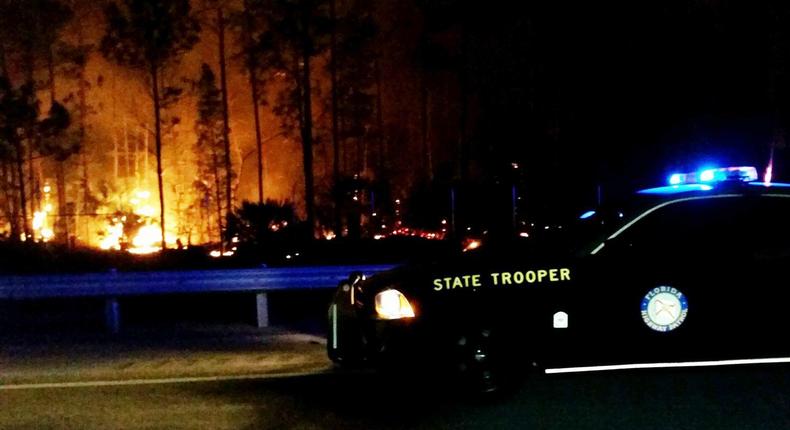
590 194 741 255
544 356 790 374
331 304 338 350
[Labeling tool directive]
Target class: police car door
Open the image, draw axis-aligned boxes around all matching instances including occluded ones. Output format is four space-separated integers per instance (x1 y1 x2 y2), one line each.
574 196 753 366
742 194 790 358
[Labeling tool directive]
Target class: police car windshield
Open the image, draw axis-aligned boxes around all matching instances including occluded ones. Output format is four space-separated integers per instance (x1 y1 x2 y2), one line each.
564 193 682 256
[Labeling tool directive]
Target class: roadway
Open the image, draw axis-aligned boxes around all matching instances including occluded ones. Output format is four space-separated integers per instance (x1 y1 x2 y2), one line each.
3 360 790 429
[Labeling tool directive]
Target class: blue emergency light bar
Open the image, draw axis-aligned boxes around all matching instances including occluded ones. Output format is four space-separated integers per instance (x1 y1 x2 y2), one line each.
668 166 758 186
639 165 762 195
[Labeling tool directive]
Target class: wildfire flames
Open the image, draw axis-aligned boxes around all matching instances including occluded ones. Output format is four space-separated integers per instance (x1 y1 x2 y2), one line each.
99 189 176 254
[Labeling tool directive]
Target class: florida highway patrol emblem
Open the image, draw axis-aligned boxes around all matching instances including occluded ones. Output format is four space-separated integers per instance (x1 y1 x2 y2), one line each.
641 286 688 332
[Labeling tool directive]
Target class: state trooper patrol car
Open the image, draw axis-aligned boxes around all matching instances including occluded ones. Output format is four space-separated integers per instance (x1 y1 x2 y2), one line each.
328 166 790 391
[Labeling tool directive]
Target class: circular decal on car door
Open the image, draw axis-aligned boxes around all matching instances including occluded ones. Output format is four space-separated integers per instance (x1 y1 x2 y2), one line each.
641 286 688 332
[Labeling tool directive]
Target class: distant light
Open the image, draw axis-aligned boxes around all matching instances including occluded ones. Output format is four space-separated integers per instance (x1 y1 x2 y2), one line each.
511 162 519 169
210 250 221 258
42 185 51 194
285 254 292 259
544 225 550 230
222 251 234 257
463 239 482 252
519 232 529 238
579 210 596 220
618 212 624 218
668 174 683 185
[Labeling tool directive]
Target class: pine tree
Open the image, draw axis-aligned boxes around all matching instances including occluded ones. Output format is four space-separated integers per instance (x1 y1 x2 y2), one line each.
193 64 230 246
263 0 331 238
101 0 200 250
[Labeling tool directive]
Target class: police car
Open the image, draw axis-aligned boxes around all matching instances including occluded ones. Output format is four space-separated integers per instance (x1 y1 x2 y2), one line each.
328 166 790 391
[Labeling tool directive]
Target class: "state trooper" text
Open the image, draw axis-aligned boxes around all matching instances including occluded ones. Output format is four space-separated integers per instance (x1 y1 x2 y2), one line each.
432 268 571 291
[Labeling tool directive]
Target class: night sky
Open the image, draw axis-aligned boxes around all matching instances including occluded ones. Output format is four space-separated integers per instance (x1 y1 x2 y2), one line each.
466 1 787 213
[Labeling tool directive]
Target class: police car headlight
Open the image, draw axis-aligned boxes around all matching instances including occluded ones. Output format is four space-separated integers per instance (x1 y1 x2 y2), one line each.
375 289 415 320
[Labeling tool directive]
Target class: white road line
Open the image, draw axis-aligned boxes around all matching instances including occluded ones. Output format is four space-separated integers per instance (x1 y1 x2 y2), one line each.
544 357 790 374
0 369 331 391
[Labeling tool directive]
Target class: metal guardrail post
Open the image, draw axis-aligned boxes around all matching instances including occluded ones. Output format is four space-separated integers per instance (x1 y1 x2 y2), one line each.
256 292 269 328
105 297 121 334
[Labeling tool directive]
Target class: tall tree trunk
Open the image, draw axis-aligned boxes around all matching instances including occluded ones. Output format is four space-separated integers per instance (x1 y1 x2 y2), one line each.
421 75 433 182
250 74 264 204
212 150 224 247
28 138 37 215
0 41 7 77
329 0 341 233
374 55 385 175
124 116 130 184
300 35 316 238
56 160 67 243
151 63 167 251
243 0 265 204
7 160 20 240
3 161 19 239
113 128 119 180
76 19 89 235
47 44 69 244
14 139 29 240
457 18 469 182
48 47 57 104
217 7 233 227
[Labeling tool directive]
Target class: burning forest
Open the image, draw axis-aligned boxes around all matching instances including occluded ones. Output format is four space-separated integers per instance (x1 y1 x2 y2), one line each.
0 0 486 253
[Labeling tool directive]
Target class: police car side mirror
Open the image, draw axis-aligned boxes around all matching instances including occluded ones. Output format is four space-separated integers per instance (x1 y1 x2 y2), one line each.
348 271 364 286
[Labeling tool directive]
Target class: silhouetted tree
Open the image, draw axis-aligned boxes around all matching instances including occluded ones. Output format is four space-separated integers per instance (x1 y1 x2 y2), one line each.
234 0 277 204
197 0 236 219
0 79 37 240
193 64 230 246
101 0 201 250
263 0 331 238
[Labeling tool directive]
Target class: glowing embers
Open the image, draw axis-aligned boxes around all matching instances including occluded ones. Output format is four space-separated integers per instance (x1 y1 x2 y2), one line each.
462 238 482 252
27 184 55 242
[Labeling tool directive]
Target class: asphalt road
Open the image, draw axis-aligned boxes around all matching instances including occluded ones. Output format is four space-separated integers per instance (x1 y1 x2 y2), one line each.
3 364 790 430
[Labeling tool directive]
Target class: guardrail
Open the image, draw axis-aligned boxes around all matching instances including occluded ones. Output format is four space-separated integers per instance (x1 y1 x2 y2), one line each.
0 264 395 333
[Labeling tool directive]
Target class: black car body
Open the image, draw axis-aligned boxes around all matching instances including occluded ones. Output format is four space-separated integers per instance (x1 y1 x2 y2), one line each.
328 170 790 388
